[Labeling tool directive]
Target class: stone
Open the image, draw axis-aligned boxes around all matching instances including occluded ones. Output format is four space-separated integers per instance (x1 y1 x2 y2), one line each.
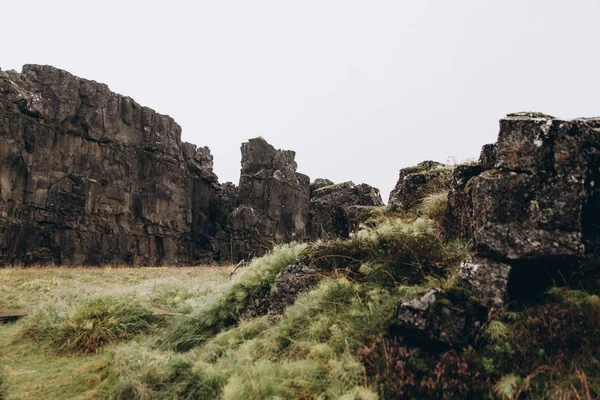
394 288 487 349
471 117 600 265
459 256 511 308
388 161 452 210
308 181 384 239
310 178 334 195
479 143 497 171
443 163 482 240
240 255 321 318
229 138 310 261
0 64 223 265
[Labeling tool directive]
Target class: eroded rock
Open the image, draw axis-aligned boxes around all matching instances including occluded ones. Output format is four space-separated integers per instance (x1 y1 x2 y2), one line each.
394 288 487 349
308 181 384 239
229 138 310 261
0 65 224 265
389 161 452 210
459 256 511 308
241 255 321 318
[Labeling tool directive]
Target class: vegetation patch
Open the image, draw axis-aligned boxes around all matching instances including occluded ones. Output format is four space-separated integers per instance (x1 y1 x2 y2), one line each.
166 242 307 351
19 296 160 354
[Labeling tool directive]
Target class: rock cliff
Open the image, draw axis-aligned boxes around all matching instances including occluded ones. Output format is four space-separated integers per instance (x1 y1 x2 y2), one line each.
2 65 599 271
0 65 383 265
0 65 226 265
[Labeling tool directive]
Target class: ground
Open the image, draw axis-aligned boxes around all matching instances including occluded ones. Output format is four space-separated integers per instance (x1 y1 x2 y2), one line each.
0 266 230 399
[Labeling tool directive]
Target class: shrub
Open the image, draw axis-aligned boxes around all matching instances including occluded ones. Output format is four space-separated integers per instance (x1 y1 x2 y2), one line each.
20 296 159 353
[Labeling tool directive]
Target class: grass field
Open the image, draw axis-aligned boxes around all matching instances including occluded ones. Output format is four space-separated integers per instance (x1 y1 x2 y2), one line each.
0 266 231 399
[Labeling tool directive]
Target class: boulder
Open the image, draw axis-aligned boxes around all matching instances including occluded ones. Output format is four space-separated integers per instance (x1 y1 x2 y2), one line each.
394 288 487 349
459 256 511 308
389 161 453 210
241 255 321 318
443 163 482 240
472 116 600 266
308 181 384 239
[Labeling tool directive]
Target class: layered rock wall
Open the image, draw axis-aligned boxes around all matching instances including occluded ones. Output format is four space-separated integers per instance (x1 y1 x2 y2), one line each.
0 65 222 265
2 65 599 270
228 138 311 261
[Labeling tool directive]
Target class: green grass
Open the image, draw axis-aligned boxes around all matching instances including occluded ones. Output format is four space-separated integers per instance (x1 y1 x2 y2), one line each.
19 296 160 354
2 212 599 399
0 266 230 399
165 242 307 351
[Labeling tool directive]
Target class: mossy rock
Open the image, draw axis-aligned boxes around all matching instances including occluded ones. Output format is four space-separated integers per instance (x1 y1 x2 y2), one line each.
314 181 354 194
506 111 556 120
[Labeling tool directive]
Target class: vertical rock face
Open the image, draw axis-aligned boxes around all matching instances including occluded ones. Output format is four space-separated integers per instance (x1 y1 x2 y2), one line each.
0 65 221 265
229 138 310 261
443 113 600 304
471 116 600 265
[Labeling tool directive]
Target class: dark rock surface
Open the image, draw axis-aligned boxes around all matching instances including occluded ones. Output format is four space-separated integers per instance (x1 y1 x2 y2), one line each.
442 113 600 305
241 255 321 318
471 116 600 266
0 65 225 265
389 161 452 210
443 163 482 240
394 289 487 349
308 181 384 239
228 138 311 261
459 256 511 308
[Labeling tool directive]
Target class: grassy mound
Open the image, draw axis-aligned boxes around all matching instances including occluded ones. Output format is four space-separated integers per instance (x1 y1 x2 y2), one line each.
166 242 307 351
19 296 160 354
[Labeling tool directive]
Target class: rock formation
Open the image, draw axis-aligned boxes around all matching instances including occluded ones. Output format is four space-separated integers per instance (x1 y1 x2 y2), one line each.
404 113 600 307
0 64 387 265
228 137 310 261
392 113 600 346
388 161 453 210
308 181 384 239
0 65 224 265
2 64 599 276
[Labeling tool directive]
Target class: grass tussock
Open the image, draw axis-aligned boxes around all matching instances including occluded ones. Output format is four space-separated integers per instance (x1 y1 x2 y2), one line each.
311 216 469 287
19 296 160 354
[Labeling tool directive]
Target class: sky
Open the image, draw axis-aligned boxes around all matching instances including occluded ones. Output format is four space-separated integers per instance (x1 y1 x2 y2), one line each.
3 1 600 200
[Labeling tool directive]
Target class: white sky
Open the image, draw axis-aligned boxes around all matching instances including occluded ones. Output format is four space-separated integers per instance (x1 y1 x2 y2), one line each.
3 1 600 200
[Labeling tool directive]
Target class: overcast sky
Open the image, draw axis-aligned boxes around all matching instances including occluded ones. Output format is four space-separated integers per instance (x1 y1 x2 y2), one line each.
4 1 600 199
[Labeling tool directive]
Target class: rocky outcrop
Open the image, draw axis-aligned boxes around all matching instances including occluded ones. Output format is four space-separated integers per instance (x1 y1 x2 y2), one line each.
0 64 393 266
0 65 226 265
241 255 321 318
228 138 310 261
308 181 384 239
389 161 453 210
448 113 600 304
394 288 487 349
443 163 481 240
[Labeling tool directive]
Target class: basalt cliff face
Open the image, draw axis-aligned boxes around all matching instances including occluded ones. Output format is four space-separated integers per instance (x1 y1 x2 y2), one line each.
0 65 224 265
1 66 598 271
0 65 383 265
